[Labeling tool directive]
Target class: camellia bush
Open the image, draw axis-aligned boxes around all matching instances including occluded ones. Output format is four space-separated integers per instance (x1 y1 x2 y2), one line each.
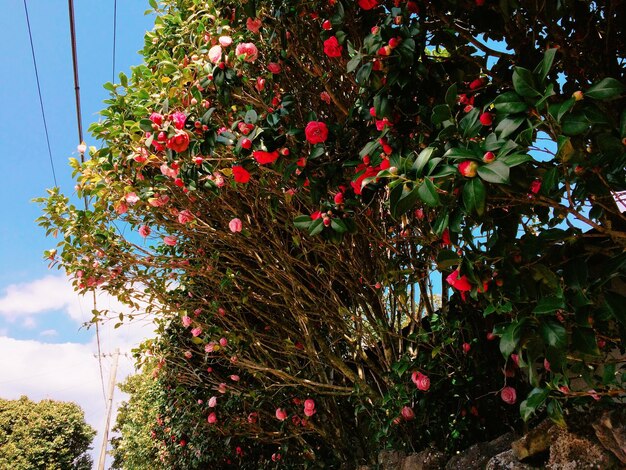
39 0 625 467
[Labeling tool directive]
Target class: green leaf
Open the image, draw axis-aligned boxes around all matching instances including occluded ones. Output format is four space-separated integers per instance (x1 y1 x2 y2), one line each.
520 387 549 421
495 116 525 139
413 147 435 176
533 297 565 315
436 250 461 270
585 77 625 100
431 104 452 125
459 108 481 138
309 145 325 159
418 178 440 207
534 48 557 84
462 178 486 216
493 92 528 114
444 148 480 160
391 186 420 218
331 219 348 233
500 320 522 357
513 67 541 98
556 98 576 122
445 83 458 108
571 327 600 356
355 62 373 85
293 215 312 230
547 400 566 427
498 153 533 167
540 321 566 349
561 112 589 135
244 109 258 124
477 161 510 184
347 55 362 74
308 218 324 236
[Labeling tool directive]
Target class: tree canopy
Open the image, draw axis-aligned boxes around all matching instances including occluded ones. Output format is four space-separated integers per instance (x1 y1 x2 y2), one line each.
0 396 96 470
39 0 625 467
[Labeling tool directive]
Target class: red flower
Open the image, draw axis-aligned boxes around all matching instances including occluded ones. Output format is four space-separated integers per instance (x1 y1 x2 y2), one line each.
469 77 487 90
149 112 163 125
305 121 329 144
232 165 250 183
322 20 332 31
530 179 541 194
358 0 379 10
446 270 472 292
311 211 322 220
479 112 494 126
166 131 190 153
253 150 279 164
411 371 430 391
401 406 415 421
267 62 282 74
323 36 343 58
500 386 517 405
458 160 478 178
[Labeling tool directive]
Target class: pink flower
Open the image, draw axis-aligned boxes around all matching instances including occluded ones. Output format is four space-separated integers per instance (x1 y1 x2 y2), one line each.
229 218 243 233
462 342 471 353
323 36 343 58
166 130 190 153
191 327 202 337
149 112 163 125
458 160 478 178
77 143 87 154
510 354 520 367
544 358 551 372
181 315 192 327
501 386 517 405
208 45 223 64
125 192 140 204
184 350 192 359
401 406 415 421
247 412 258 423
255 77 265 92
230 374 240 381
235 42 258 62
170 111 187 130
303 398 316 416
267 62 282 74
207 412 217 424
275 408 288 421
217 383 227 394
320 91 331 104
305 121 329 144
149 194 169 207
272 453 281 462
218 36 232 47
208 396 217 407
446 270 472 292
205 341 217 352
219 337 228 347
411 371 430 391
253 150 279 164
178 209 193 224
163 236 177 246
246 17 262 33
138 225 151 238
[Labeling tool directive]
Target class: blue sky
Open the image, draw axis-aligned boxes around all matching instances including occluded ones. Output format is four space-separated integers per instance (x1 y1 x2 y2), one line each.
0 1 155 466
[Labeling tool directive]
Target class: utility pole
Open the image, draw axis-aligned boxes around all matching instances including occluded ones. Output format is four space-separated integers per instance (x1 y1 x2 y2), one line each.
97 348 120 470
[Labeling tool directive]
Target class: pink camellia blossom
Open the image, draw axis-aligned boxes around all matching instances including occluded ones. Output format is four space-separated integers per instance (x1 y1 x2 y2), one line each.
163 236 177 246
149 194 169 207
167 130 190 153
544 358 551 372
235 42 259 62
247 412 258 424
205 341 217 353
125 192 140 205
411 371 430 391
501 386 517 405
218 36 232 47
149 112 163 125
275 408 288 421
305 121 329 144
133 148 149 163
510 353 520 367
255 77 265 92
170 111 186 130
138 225 151 238
320 91 331 104
458 160 478 178
178 209 194 224
212 172 225 187
323 36 343 57
229 218 243 233
184 350 192 359
207 412 217 424
401 406 415 421
272 453 281 462
159 162 178 178
208 396 217 407
217 383 227 394
219 337 228 347
208 45 223 64
462 342 471 353
191 327 202 337
267 62 282 74
230 375 240 382
246 17 262 33
303 399 316 417
181 315 192 327
77 143 87 154
446 270 472 292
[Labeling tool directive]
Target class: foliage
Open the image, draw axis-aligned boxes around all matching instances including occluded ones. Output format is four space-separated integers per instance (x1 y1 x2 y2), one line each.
39 0 625 467
0 396 96 470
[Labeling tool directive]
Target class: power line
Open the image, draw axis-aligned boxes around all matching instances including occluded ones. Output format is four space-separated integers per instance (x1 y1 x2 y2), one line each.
112 0 118 83
23 0 57 187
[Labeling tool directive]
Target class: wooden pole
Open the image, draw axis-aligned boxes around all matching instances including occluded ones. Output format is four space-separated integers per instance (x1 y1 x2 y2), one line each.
97 348 120 470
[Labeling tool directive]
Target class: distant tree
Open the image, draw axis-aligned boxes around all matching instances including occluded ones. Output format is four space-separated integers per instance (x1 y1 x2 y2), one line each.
0 396 96 470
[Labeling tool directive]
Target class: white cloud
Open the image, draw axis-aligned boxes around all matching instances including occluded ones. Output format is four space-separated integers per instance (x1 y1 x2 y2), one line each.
22 317 37 329
0 275 78 320
39 329 58 337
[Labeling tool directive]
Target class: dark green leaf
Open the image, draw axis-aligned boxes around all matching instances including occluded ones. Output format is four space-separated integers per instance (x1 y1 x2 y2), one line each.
431 104 452 125
293 215 312 230
534 48 557 84
585 78 625 100
444 148 480 160
540 321 566 348
413 147 435 176
462 178 486 216
493 91 528 114
547 400 566 427
355 62 373 85
436 250 461 270
418 178 440 207
571 327 600 356
477 161 510 184
331 219 348 233
561 112 589 136
496 116 525 139
513 67 540 98
533 297 565 315
445 83 458 108
498 153 533 167
500 320 522 357
391 186 420 218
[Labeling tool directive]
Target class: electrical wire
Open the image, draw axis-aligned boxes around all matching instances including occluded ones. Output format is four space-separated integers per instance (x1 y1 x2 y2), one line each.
23 0 58 187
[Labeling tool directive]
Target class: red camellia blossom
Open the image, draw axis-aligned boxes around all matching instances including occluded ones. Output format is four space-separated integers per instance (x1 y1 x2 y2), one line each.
411 371 430 391
401 406 415 421
241 138 252 149
323 36 343 58
320 91 331 104
232 165 251 183
530 179 542 194
305 121 329 144
171 111 186 129
463 342 471 353
469 77 487 89
458 160 478 177
358 0 379 10
446 270 472 291
246 17 262 34
303 399 316 417
167 131 190 153
275 408 288 420
322 20 332 30
479 112 494 126
235 42 258 62
501 386 517 405
139 225 151 238
267 62 282 74
149 112 163 125
253 150 280 164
